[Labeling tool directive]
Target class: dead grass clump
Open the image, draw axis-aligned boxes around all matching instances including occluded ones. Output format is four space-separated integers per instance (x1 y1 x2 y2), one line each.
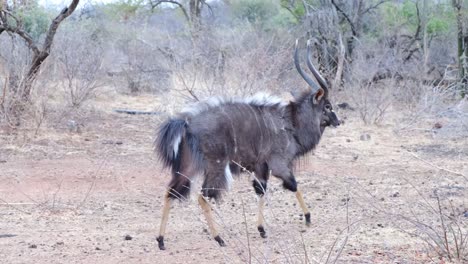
345 81 393 125
395 80 467 139
400 190 468 263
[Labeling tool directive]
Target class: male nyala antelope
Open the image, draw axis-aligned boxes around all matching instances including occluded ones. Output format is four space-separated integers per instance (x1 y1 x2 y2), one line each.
155 39 340 250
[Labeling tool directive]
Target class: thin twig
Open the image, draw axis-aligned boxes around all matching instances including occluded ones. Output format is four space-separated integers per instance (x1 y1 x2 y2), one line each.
0 197 31 214
0 202 36 205
51 177 64 210
0 75 7 108
300 232 310 264
435 193 452 261
407 151 467 180
240 198 252 264
76 154 109 210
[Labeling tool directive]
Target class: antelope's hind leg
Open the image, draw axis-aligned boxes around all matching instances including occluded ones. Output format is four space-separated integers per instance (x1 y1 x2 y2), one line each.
157 165 193 250
198 194 226 247
157 192 172 250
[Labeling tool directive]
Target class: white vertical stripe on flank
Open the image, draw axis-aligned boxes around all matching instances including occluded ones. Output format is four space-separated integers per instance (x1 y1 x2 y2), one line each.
225 163 233 190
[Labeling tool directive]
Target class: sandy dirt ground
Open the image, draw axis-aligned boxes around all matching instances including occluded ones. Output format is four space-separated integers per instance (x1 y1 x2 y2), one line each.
0 94 467 264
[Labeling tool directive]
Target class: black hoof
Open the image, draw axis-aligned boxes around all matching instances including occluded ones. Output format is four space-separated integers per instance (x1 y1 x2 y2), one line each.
258 225 267 238
214 235 226 247
156 236 165 250
305 212 311 226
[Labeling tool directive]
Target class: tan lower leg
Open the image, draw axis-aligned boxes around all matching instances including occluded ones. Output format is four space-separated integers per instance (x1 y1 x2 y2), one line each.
158 193 172 237
197 194 219 237
295 190 311 225
156 193 172 250
257 196 265 227
257 196 267 238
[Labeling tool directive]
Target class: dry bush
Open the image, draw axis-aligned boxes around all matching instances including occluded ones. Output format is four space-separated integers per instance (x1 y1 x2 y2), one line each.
0 34 63 138
342 36 464 128
0 35 34 126
54 22 105 108
346 81 393 125
398 187 468 262
103 21 172 95
165 25 297 103
220 27 296 97
343 43 397 125
435 98 468 139
395 79 467 139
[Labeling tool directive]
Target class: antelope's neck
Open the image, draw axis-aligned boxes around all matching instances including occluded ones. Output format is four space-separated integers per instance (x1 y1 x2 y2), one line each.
288 103 323 156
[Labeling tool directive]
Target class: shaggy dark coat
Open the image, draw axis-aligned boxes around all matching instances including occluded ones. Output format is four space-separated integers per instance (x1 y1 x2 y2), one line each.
156 91 339 200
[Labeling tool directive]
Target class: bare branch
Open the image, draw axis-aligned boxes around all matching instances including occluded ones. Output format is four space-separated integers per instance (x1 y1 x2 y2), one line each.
0 10 40 54
407 151 467 180
0 23 40 55
0 76 7 108
41 0 80 55
1 9 20 26
331 0 357 37
200 0 213 16
26 0 80 80
151 0 190 23
360 0 389 16
403 2 422 62
280 2 300 22
332 33 345 90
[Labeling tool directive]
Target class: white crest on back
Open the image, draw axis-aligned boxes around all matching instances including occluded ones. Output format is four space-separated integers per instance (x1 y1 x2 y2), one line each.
181 92 287 116
243 92 286 107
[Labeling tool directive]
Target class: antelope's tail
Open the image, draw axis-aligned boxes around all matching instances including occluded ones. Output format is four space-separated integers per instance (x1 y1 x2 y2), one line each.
155 119 204 200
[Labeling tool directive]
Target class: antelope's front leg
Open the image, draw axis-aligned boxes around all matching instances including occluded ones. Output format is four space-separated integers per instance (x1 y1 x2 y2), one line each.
269 162 311 227
295 189 311 226
253 177 268 238
253 164 269 238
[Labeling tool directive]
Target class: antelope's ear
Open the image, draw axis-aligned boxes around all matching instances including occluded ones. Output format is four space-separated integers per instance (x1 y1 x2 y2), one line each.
312 88 325 104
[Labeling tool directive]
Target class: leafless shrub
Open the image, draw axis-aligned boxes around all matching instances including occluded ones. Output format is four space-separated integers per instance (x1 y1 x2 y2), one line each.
166 25 296 102
435 98 468 139
221 27 295 96
343 42 399 125
0 35 34 126
119 40 171 94
346 81 393 125
55 23 105 108
395 79 466 138
398 187 468 263
103 22 172 95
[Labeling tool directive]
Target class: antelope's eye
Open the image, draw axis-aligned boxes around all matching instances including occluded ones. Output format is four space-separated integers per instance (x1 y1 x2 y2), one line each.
325 104 332 111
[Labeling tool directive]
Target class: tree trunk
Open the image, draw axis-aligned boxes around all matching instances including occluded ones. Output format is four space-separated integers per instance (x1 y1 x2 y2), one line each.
0 0 80 125
332 34 346 90
463 34 468 96
453 1 464 78
422 0 429 73
189 0 202 40
453 0 467 96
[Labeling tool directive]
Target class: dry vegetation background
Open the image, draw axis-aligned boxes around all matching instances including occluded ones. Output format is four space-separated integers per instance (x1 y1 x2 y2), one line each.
0 0 467 263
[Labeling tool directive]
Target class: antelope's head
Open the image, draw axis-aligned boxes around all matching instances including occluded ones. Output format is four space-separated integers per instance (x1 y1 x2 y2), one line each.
294 39 340 129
